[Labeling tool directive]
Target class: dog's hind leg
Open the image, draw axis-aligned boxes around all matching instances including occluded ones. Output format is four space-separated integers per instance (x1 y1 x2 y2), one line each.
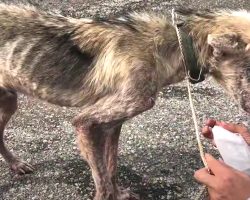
73 91 155 200
0 88 34 174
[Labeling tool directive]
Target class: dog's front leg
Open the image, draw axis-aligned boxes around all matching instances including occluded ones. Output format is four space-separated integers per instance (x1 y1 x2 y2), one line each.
76 123 115 200
73 91 155 200
105 125 139 200
105 125 122 193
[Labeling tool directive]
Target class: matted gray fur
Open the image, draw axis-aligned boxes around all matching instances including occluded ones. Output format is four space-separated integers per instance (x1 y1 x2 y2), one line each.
0 3 250 200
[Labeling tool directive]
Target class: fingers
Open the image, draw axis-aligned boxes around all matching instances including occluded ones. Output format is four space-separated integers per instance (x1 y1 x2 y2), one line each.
219 122 250 145
201 119 218 139
194 167 216 187
194 154 231 188
202 119 250 144
202 125 213 139
194 168 216 187
201 119 215 139
220 122 248 134
205 154 231 175
205 119 217 127
202 119 225 138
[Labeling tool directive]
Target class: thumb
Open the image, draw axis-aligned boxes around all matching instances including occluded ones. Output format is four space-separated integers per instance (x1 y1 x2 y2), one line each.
205 154 230 175
194 167 216 187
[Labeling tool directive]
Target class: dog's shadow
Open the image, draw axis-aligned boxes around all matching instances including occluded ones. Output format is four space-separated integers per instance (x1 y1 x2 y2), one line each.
55 157 188 200
0 147 202 200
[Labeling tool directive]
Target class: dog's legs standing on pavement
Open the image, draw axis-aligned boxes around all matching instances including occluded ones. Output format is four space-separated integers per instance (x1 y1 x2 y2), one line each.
0 88 34 174
73 89 156 200
105 125 122 195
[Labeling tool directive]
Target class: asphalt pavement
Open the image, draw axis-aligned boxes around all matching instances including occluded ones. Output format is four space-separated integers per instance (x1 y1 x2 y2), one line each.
0 0 250 200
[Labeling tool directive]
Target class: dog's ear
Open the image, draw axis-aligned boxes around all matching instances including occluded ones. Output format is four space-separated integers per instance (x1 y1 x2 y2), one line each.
207 33 242 57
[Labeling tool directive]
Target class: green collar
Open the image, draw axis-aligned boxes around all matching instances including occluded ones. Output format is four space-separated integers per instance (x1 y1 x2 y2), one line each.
177 24 206 84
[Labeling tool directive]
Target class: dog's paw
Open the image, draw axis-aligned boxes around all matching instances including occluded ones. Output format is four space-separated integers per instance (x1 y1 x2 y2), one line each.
10 160 34 175
117 187 140 200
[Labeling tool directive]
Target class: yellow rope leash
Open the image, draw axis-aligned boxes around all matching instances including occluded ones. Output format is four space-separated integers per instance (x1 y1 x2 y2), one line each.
171 9 209 200
171 9 208 169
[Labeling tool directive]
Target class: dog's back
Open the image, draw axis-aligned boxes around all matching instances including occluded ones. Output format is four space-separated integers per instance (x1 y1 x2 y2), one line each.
0 4 179 108
0 4 97 106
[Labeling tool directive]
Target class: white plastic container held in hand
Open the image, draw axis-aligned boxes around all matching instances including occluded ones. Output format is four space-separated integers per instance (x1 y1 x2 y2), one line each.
212 126 250 175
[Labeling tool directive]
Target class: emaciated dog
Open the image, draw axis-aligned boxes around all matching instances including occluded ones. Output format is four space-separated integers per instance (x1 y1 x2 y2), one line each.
0 4 249 200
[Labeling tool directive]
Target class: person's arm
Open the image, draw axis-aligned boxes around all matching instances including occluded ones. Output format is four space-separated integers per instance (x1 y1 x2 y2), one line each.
195 154 250 200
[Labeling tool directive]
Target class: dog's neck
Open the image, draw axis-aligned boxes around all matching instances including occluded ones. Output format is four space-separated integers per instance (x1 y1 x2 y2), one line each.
176 24 206 84
159 13 216 87
153 20 209 88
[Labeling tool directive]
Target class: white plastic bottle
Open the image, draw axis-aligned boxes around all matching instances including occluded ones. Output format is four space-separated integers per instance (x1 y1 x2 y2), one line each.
212 126 250 175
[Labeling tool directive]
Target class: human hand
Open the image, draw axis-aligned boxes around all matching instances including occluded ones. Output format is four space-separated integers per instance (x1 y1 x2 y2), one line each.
194 154 250 200
201 119 250 145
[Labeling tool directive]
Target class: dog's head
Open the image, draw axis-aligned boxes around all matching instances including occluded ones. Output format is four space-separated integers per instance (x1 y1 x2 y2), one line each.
176 9 250 113
208 32 250 113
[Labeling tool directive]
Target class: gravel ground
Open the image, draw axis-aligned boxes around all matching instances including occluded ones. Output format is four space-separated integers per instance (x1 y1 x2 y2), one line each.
0 0 250 200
